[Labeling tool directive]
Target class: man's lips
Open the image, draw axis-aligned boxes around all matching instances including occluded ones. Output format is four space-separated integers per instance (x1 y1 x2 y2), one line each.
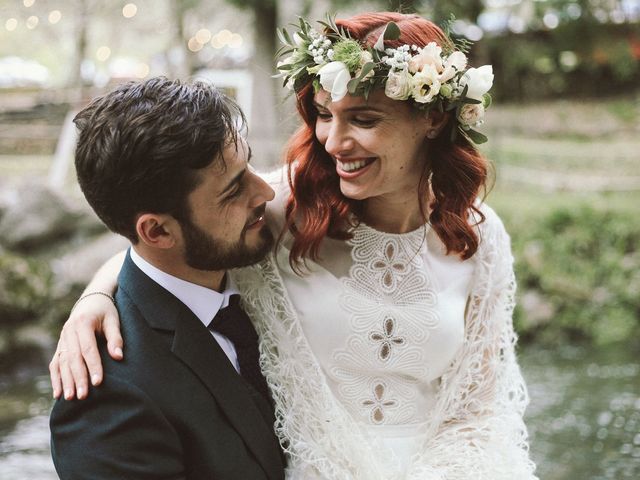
246 205 267 228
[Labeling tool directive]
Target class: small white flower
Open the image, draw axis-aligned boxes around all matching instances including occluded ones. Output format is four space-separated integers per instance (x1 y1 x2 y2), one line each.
459 65 494 101
458 103 485 127
439 51 467 83
318 61 351 102
408 42 443 74
356 50 375 80
411 64 441 103
385 69 413 101
327 49 335 60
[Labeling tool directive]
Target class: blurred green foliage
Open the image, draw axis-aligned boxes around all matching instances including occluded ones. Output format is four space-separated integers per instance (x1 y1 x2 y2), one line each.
498 202 640 346
484 23 639 101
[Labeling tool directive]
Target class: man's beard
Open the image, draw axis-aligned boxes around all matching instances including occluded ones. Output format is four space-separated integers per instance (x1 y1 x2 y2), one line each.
179 207 274 271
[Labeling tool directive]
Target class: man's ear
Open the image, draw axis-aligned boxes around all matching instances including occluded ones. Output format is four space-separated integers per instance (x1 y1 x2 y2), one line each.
135 213 177 249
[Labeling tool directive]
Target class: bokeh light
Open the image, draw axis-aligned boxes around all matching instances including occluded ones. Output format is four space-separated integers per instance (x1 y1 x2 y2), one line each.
187 38 203 52
195 28 212 44
122 3 138 19
96 46 112 62
48 10 62 25
5 18 18 32
135 63 150 78
211 35 224 49
23 0 35 7
26 16 39 29
543 12 560 29
218 29 232 44
229 33 243 48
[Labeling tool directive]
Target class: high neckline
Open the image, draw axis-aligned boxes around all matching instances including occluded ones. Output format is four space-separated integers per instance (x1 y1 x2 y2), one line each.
355 219 431 239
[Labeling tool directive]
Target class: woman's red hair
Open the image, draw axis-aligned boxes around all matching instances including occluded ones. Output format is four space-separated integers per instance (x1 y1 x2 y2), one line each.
284 12 488 271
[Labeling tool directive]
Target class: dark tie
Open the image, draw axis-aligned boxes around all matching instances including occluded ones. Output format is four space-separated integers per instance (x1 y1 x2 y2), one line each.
208 295 271 403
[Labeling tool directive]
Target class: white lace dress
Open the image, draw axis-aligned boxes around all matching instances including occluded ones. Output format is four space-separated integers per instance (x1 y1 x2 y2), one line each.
232 172 538 480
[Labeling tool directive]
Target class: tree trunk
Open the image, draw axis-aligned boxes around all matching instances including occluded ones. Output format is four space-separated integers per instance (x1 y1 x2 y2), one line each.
248 0 281 169
69 0 88 99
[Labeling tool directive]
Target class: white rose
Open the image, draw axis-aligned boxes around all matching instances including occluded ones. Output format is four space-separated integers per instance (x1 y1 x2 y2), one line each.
411 64 441 104
459 65 494 101
385 69 412 100
458 103 485 127
318 61 351 102
408 42 443 74
439 51 467 83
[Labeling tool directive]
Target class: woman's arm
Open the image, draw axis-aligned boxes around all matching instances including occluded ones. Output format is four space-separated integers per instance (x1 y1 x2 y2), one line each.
49 250 125 400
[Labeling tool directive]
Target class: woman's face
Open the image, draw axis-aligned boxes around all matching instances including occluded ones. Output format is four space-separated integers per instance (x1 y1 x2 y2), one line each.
313 89 433 203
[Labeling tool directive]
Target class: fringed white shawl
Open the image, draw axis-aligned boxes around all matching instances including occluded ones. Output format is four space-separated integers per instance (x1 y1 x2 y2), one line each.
232 205 538 479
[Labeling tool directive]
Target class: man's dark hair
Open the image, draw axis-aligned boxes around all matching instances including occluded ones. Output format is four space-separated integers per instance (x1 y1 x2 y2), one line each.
74 76 245 242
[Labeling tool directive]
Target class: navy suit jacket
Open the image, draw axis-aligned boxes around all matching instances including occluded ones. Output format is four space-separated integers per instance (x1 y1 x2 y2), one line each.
50 252 284 480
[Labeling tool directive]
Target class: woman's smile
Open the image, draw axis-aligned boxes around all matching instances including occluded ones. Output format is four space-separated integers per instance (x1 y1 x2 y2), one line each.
335 156 377 178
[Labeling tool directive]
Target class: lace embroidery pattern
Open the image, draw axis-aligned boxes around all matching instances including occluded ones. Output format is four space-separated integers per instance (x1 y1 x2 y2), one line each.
361 382 397 424
231 202 538 479
330 224 440 425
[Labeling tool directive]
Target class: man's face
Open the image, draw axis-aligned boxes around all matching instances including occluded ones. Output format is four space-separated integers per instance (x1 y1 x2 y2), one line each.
178 139 275 271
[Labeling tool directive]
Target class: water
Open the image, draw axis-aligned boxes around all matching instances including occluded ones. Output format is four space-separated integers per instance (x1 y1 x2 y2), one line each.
522 343 640 480
0 343 638 479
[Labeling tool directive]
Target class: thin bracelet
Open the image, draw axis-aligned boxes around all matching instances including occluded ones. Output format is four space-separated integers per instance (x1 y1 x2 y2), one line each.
71 291 116 314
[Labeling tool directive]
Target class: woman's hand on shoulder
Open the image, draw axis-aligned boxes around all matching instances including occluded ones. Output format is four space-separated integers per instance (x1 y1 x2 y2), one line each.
49 293 123 401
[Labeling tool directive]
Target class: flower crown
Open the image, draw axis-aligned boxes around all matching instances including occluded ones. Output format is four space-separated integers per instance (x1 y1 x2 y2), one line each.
276 16 494 144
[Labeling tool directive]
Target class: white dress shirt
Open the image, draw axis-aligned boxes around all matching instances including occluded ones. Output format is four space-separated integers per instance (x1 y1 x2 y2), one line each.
129 247 240 372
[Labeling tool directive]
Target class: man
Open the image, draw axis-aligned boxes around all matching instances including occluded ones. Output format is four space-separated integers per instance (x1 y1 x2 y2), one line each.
49 77 284 480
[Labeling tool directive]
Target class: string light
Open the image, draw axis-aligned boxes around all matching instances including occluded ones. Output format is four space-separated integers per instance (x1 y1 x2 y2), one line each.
48 10 62 24
122 3 137 19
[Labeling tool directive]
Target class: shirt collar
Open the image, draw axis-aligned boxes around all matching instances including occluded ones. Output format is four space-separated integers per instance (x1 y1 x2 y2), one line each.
129 247 238 327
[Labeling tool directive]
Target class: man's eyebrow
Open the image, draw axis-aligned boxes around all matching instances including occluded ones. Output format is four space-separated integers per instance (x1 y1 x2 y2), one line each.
218 169 246 197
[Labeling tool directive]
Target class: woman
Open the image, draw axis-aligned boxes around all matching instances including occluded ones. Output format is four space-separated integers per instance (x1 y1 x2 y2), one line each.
50 12 537 479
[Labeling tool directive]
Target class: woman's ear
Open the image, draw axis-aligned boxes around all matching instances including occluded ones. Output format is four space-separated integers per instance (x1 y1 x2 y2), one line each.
135 214 177 249
425 110 450 139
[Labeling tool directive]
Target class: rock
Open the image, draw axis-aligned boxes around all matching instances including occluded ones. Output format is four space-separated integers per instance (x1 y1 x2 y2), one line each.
50 232 130 300
0 182 100 252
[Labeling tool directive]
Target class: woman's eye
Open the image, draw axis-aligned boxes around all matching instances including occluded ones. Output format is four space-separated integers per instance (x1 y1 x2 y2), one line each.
316 111 332 120
353 117 379 127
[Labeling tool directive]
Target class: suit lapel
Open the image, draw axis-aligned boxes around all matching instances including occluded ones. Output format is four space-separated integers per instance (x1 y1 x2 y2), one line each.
171 320 283 478
118 253 283 480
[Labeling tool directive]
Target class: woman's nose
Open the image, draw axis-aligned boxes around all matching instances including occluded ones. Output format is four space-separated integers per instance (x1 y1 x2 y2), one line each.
323 122 355 157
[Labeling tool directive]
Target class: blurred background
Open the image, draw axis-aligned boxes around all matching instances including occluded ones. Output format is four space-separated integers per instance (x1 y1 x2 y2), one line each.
0 0 638 478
